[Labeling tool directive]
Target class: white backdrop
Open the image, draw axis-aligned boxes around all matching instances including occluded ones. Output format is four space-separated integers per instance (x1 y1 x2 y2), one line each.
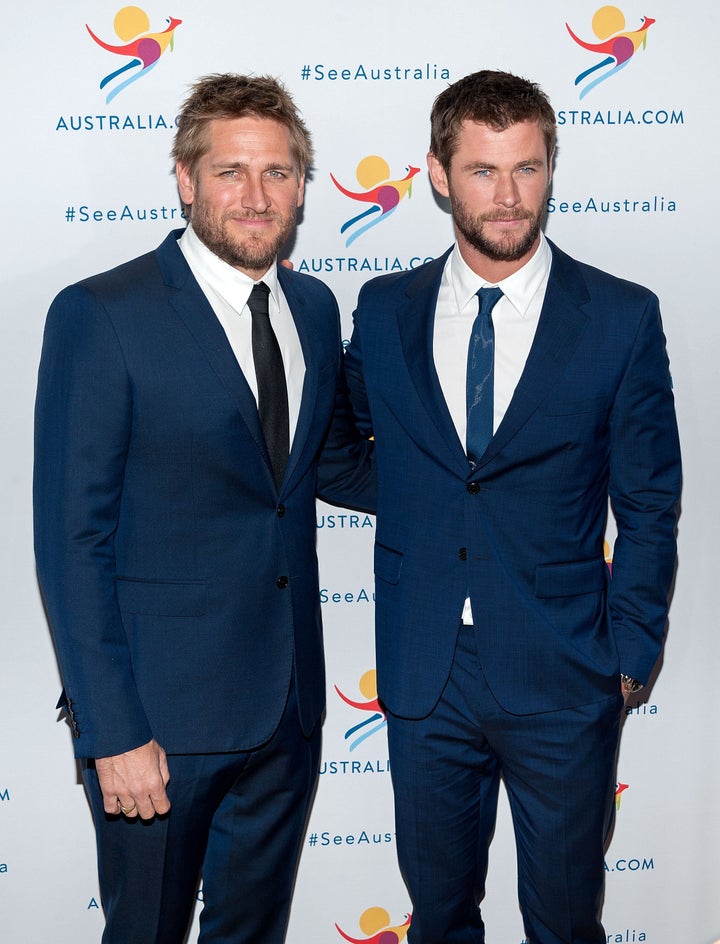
1 2 718 942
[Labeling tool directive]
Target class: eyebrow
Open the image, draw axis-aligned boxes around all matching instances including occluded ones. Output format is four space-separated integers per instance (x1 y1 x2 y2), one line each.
210 160 296 173
461 157 545 172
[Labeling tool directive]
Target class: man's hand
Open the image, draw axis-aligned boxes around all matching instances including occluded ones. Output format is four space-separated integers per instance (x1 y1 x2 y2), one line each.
95 738 171 820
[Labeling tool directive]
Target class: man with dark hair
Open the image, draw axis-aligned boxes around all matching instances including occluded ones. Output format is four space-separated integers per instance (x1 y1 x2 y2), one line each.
345 70 680 943
34 73 373 944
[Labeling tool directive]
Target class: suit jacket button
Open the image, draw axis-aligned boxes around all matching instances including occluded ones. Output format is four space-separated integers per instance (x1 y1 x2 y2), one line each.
276 576 289 589
458 547 467 561
277 503 286 517
467 482 481 495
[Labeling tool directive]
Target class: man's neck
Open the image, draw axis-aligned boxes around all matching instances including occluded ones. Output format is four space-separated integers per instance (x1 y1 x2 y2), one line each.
456 233 541 283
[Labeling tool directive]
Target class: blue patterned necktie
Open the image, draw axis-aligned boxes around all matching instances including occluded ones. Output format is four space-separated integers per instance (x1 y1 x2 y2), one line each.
248 282 289 489
466 286 503 465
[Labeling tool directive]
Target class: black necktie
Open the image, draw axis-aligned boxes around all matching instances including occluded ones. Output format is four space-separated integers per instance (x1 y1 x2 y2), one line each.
247 282 289 489
466 286 503 465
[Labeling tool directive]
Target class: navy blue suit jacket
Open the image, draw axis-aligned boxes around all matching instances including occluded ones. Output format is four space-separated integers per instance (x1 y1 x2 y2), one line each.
345 241 681 719
34 230 374 759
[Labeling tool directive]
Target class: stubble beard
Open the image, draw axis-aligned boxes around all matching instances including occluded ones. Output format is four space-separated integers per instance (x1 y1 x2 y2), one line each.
191 202 297 274
450 186 549 263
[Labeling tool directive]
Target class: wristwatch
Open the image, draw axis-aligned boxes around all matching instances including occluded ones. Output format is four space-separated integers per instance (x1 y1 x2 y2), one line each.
620 673 644 694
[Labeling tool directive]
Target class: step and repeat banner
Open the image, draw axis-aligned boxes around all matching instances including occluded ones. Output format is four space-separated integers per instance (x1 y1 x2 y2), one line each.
1 2 718 942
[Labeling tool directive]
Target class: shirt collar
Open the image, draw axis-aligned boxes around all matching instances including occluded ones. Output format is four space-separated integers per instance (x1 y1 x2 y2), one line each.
179 223 280 311
449 232 552 318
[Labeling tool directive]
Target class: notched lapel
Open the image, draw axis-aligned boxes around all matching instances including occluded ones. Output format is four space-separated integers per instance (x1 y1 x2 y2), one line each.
156 233 270 465
476 247 591 469
278 270 329 493
396 253 469 473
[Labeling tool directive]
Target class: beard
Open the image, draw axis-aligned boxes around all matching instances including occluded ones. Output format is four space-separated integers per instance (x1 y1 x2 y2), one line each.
450 186 549 263
190 201 297 274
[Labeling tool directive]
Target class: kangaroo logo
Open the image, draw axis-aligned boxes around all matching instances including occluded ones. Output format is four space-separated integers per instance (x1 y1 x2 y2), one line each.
566 6 655 99
331 155 419 246
335 669 387 751
87 6 182 104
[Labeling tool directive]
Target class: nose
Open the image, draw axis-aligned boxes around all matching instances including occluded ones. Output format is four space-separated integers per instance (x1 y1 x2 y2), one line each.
242 174 271 213
494 173 520 208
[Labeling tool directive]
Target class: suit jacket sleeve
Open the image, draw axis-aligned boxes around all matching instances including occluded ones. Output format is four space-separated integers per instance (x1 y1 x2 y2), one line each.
608 293 681 683
315 296 376 513
341 291 374 441
34 283 153 758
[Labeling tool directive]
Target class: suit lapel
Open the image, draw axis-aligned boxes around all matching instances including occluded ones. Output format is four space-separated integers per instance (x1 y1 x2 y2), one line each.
474 241 591 469
277 267 325 493
155 231 271 468
395 240 592 475
397 251 470 474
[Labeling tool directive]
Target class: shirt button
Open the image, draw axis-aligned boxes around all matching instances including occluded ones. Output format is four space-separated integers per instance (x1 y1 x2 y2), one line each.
458 548 467 561
277 504 286 517
467 482 481 495
276 576 289 589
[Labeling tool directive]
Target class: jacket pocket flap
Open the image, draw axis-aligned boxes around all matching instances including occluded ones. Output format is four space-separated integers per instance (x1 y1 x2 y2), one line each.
535 558 607 599
116 578 207 617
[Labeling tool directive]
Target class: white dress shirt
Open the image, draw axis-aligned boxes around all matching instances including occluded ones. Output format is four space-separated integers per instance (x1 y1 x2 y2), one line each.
433 233 553 622
179 224 305 443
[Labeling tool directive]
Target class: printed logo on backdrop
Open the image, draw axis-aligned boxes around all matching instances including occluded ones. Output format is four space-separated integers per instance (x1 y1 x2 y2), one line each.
331 157 420 246
566 6 654 100
335 669 387 751
87 6 182 104
297 156 433 277
320 669 389 777
336 906 411 943
55 7 183 141
557 6 683 139
553 11 679 220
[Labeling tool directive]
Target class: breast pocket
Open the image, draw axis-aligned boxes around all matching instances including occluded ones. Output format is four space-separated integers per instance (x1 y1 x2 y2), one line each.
542 396 609 418
537 395 610 447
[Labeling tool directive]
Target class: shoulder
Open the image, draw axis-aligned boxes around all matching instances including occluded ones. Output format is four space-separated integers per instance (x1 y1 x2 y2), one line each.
45 232 185 338
54 232 181 311
357 251 450 305
549 240 658 308
280 265 337 298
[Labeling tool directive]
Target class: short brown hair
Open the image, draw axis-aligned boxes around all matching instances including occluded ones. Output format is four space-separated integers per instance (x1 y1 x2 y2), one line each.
172 73 313 177
430 70 556 170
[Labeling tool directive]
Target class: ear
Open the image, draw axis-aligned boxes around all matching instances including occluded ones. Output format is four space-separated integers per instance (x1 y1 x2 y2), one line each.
427 151 449 198
297 172 305 208
175 162 195 207
547 148 555 186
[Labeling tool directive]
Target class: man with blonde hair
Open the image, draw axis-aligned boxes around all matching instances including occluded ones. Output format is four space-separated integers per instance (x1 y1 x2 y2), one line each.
35 73 373 944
